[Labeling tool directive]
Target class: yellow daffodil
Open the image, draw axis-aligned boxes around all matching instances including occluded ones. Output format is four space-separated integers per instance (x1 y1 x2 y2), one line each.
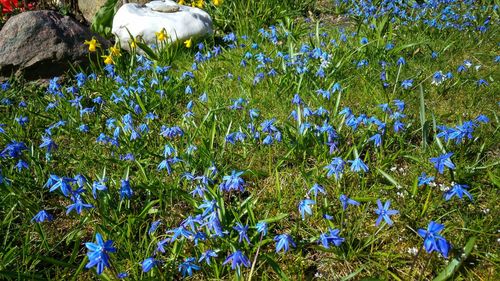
213 0 222 6
178 0 185 5
195 0 204 8
102 54 114 65
130 39 137 49
184 38 193 48
155 29 168 42
84 38 100 52
110 46 121 56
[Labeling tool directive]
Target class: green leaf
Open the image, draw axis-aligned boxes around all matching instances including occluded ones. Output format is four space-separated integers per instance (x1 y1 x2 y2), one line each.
433 237 477 281
91 0 119 37
262 254 289 281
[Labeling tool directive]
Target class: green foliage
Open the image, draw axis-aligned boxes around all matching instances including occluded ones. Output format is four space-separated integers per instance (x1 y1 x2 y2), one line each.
91 0 119 37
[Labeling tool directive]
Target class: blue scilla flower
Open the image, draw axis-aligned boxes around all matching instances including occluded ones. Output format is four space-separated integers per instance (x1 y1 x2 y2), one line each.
85 233 116 275
223 250 250 270
1 141 27 159
120 179 133 200
199 250 218 265
256 221 268 236
339 194 360 210
430 152 455 174
349 157 369 173
298 199 315 220
401 79 413 89
45 174 74 197
220 170 245 192
141 257 158 273
374 199 399 227
324 157 345 180
274 234 296 253
31 210 53 223
368 133 382 147
233 222 251 245
444 183 473 201
308 183 326 197
149 220 161 235
160 125 184 139
15 115 29 127
15 160 29 172
179 257 200 277
66 195 93 215
318 228 345 248
418 221 451 258
418 172 435 186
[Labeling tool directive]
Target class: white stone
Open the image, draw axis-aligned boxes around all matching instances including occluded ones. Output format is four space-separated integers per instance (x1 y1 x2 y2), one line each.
112 0 212 50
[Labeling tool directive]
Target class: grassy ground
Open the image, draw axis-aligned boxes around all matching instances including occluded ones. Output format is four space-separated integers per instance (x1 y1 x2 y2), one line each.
0 0 499 280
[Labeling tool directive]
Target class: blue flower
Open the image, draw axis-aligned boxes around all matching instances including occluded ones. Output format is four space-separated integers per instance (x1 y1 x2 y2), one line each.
219 170 245 192
233 222 251 244
31 210 53 223
66 195 93 215
418 172 435 187
120 179 133 200
223 250 250 270
92 180 107 199
417 221 451 258
256 221 268 236
178 257 200 277
298 199 315 220
430 152 455 174
368 133 382 147
141 257 157 273
374 199 399 227
318 228 345 248
324 157 345 180
149 220 161 235
199 250 218 265
339 194 360 210
349 157 369 173
274 234 296 253
85 233 116 275
308 183 326 197
444 183 473 201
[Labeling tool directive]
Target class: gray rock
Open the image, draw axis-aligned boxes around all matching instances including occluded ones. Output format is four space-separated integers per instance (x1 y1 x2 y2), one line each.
78 0 150 23
0 10 109 80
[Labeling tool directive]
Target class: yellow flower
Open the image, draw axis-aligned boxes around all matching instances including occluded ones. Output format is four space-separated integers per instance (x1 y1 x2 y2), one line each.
102 54 114 65
178 0 185 5
155 29 168 42
184 38 192 48
84 38 100 52
110 46 121 56
130 39 137 49
213 0 222 6
195 0 204 8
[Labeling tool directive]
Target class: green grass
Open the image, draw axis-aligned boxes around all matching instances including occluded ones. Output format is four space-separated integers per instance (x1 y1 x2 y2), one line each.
0 0 499 280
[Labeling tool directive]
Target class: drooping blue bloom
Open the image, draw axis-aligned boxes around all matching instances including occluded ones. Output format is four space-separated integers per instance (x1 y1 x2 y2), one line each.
298 199 315 220
256 221 268 236
324 157 345 180
149 220 161 235
274 234 296 253
45 175 74 197
15 160 29 172
368 133 382 147
66 195 93 215
199 250 218 265
233 222 251 244
219 170 245 192
349 157 369 173
318 228 345 248
85 233 116 275
178 257 200 277
141 257 157 273
308 183 326 197
31 210 53 223
374 199 399 227
120 179 133 199
418 172 435 187
417 221 451 258
444 183 473 201
155 238 170 254
339 194 360 210
401 79 413 89
223 250 250 270
430 152 455 174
